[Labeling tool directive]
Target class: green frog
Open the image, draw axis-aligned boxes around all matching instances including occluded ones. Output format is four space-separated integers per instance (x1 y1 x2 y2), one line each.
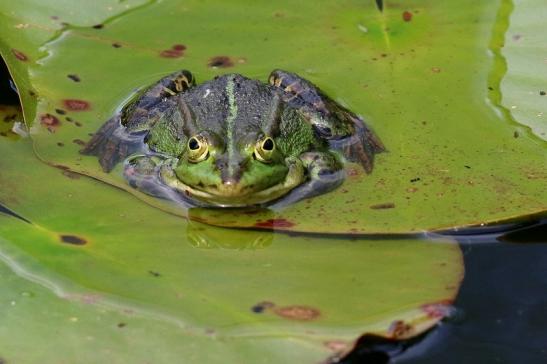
82 70 384 207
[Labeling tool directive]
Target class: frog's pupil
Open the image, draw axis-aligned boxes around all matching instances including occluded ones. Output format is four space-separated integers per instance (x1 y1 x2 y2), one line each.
189 138 200 150
262 138 274 151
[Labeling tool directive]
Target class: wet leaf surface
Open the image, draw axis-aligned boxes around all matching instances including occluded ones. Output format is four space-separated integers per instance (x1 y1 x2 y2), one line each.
0 120 463 363
0 0 545 234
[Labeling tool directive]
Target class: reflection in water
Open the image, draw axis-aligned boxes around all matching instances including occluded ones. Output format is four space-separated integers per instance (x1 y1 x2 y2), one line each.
186 219 273 250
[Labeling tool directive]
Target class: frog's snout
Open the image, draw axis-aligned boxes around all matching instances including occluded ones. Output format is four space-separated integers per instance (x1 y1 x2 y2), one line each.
214 153 250 186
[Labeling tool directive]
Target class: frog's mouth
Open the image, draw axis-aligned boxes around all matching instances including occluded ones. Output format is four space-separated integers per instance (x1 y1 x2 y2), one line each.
159 158 306 207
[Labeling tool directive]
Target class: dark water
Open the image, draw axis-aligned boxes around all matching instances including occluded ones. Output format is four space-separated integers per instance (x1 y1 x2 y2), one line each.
0 59 19 106
344 221 547 364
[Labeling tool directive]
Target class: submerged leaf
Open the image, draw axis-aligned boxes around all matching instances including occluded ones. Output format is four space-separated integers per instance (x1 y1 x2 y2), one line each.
495 0 547 140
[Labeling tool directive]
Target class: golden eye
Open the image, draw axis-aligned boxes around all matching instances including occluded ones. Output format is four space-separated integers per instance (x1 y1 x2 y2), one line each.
254 137 275 163
187 135 209 163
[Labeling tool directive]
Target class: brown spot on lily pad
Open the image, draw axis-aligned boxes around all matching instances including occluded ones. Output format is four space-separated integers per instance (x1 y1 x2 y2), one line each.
60 234 87 245
67 74 81 82
431 67 441 73
63 99 90 111
160 50 182 58
274 305 320 321
402 10 413 22
72 138 86 146
92 24 104 29
112 42 122 48
254 218 295 228
172 44 186 51
40 113 60 132
160 44 186 58
421 300 453 319
370 202 395 210
208 56 234 68
388 320 414 339
11 49 28 61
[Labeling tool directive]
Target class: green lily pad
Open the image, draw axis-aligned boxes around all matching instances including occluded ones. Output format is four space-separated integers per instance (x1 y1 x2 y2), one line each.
0 121 463 363
495 0 547 140
0 0 545 234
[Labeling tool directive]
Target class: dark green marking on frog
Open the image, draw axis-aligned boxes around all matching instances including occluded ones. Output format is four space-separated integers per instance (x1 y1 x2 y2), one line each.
81 70 384 208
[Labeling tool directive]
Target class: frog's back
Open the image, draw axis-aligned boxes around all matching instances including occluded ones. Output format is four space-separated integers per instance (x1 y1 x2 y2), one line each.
181 74 283 140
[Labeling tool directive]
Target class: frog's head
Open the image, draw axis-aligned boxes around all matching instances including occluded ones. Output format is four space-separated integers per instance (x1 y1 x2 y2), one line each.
161 130 305 207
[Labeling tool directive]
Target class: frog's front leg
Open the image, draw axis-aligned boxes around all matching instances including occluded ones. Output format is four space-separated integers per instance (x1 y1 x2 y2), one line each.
81 70 195 172
270 152 344 209
268 69 384 173
123 155 190 205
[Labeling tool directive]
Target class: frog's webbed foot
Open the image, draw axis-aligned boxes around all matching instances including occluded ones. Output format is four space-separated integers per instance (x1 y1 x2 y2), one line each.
80 115 145 172
329 113 385 173
270 152 344 209
268 69 384 173
81 70 195 172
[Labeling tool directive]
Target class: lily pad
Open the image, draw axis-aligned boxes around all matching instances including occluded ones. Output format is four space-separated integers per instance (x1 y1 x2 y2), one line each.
0 0 546 234
494 0 547 140
0 121 463 363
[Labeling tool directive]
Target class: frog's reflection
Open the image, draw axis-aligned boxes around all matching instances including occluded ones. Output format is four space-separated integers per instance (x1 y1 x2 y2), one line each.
186 213 273 250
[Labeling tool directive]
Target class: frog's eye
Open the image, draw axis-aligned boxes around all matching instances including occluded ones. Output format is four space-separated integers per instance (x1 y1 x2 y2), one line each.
254 137 276 163
187 135 209 163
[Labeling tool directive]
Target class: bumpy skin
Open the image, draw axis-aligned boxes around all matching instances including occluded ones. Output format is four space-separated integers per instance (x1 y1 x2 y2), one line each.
81 70 384 207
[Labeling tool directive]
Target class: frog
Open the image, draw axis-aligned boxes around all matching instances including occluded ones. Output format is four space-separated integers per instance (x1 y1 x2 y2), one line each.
81 69 384 208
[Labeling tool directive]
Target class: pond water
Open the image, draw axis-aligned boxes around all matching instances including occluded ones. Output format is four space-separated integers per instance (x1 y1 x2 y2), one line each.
343 221 547 363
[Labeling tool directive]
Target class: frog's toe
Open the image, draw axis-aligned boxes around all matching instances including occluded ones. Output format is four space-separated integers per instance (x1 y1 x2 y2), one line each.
330 116 384 173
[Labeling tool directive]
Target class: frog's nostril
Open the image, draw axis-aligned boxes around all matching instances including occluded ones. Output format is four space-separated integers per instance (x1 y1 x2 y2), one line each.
215 159 227 170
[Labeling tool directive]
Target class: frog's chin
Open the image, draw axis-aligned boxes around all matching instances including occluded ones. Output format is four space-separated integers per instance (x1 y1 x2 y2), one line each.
159 159 305 207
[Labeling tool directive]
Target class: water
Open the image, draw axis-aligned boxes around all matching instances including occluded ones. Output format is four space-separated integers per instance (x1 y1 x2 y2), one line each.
344 221 547 364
